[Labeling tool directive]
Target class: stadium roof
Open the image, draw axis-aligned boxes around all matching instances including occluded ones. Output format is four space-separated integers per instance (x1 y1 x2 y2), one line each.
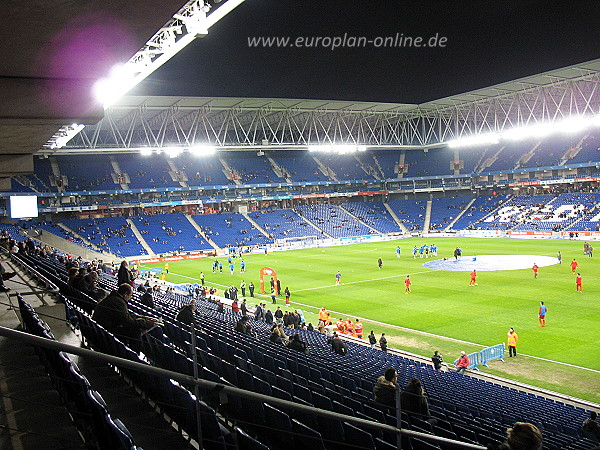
105 58 600 114
58 58 600 152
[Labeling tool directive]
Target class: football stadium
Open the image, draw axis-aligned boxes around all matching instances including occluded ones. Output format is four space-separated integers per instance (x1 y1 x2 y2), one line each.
1 2 599 449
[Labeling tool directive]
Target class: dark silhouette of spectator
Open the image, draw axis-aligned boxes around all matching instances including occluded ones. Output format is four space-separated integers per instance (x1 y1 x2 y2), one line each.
329 332 348 355
373 367 398 408
92 283 158 353
235 315 254 335
488 422 542 450
400 378 435 424
176 300 197 326
287 333 307 353
582 411 600 441
138 287 155 308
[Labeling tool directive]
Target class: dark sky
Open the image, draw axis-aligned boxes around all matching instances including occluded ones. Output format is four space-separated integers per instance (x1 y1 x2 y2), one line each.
132 1 600 104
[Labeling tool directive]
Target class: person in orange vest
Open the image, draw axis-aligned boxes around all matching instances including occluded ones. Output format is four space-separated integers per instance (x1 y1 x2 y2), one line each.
164 262 170 273
346 318 354 336
336 318 346 334
354 319 363 339
318 307 328 326
507 327 518 357
161 273 166 281
324 313 332 326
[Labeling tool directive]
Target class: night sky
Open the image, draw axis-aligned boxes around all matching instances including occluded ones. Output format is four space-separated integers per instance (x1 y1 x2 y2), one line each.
132 1 600 104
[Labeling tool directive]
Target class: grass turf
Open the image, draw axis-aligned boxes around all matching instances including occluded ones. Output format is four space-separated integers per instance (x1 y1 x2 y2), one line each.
144 237 600 402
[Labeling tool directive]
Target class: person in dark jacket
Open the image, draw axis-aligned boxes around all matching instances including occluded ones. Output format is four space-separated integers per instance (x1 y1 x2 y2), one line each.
92 284 158 352
176 300 196 326
287 333 307 353
373 367 398 408
117 261 132 286
265 309 274 325
400 378 432 420
379 333 388 351
431 350 443 371
139 287 155 308
329 333 348 355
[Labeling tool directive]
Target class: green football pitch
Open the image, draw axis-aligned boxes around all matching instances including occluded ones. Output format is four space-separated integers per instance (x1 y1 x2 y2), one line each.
144 237 600 402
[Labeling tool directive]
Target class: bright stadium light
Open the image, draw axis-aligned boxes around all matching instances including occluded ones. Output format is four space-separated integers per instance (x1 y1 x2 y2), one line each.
189 145 216 156
49 123 85 149
91 0 245 109
165 147 183 158
307 144 367 154
140 148 153 156
447 132 500 148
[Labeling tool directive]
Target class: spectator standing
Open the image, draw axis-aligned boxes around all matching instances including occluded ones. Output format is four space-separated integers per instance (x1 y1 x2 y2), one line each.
117 261 132 286
507 327 518 357
379 333 388 352
455 351 470 374
368 331 377 348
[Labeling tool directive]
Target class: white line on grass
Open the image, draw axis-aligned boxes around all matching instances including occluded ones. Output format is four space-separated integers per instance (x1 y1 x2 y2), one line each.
293 269 432 292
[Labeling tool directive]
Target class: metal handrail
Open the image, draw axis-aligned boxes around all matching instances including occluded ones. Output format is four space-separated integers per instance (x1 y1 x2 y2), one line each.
0 325 485 449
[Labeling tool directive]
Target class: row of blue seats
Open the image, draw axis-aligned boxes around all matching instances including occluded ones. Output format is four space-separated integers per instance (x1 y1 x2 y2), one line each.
18 296 140 449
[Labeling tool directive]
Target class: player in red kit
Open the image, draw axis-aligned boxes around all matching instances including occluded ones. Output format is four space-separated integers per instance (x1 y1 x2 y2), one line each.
404 275 411 294
469 270 478 286
576 273 583 292
532 263 539 278
571 259 578 274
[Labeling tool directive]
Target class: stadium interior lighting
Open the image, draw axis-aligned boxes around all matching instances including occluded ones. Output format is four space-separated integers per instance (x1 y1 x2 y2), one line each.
49 123 85 149
449 114 600 148
189 145 216 156
165 147 183 158
447 132 500 148
307 144 367 154
140 148 153 156
89 0 245 109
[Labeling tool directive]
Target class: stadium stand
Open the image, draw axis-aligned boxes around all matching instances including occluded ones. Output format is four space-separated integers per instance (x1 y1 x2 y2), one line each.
339 201 403 234
193 212 272 248
270 151 329 182
56 154 117 191
294 204 374 238
404 148 454 177
61 217 147 257
386 199 428 232
249 208 321 240
220 152 286 184
13 248 596 450
428 196 472 232
131 213 212 254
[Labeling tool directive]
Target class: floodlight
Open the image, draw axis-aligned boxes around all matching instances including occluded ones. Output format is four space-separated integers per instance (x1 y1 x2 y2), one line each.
556 116 592 134
189 145 216 156
140 148 153 156
165 147 183 158
447 133 499 148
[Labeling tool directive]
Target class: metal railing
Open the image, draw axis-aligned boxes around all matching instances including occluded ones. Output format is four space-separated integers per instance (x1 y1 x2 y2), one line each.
0 324 486 449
